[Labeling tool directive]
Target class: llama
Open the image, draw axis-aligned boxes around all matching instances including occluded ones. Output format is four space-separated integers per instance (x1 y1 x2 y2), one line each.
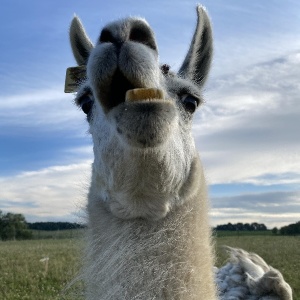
66 6 293 300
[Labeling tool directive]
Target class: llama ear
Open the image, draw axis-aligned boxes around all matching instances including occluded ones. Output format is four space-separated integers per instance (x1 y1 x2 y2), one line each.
178 6 213 87
69 16 94 66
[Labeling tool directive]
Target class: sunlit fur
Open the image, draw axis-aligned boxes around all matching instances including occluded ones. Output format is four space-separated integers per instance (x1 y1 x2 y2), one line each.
215 247 293 299
69 5 292 300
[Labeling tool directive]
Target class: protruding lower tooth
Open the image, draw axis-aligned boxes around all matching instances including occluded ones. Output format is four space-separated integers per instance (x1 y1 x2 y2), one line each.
125 88 164 102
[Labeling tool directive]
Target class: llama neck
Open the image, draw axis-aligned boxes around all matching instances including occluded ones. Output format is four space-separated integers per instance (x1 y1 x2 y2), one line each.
85 161 217 300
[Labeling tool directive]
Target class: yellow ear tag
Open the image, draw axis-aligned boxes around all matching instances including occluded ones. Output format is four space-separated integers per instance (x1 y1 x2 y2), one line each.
64 65 87 93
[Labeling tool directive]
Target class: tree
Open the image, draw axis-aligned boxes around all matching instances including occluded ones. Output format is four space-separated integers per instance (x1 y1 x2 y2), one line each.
236 223 244 231
215 222 268 231
272 227 278 235
0 210 32 240
27 222 85 231
280 221 300 235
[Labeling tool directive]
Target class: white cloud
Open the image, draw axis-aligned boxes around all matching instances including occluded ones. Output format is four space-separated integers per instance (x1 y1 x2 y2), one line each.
210 190 300 228
0 87 86 133
195 51 300 228
194 52 300 186
0 160 92 222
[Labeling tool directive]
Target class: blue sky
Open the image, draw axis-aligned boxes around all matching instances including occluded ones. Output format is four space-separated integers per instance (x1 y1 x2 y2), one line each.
0 0 299 228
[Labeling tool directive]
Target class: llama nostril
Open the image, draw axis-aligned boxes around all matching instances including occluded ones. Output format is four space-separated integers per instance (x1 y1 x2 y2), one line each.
100 28 123 49
129 24 157 50
115 40 123 49
99 22 157 51
99 29 114 44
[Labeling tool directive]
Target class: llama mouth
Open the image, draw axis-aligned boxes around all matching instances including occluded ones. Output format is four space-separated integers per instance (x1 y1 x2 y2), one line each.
101 70 169 113
125 88 165 103
105 70 166 110
105 70 135 110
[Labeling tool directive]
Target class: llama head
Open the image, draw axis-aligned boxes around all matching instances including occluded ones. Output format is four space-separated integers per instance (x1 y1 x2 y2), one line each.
69 6 213 220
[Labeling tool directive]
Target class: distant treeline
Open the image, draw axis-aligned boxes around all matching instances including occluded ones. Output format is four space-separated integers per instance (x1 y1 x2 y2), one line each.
27 222 86 231
215 222 267 231
1 210 299 241
279 221 300 235
215 221 300 236
0 210 87 241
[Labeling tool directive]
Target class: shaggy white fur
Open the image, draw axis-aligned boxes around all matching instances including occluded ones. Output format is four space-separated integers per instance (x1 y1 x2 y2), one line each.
67 5 293 300
215 247 293 299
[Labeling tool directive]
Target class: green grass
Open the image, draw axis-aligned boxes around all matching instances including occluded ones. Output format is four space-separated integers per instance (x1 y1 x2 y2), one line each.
214 230 272 237
0 239 84 300
0 235 299 299
30 229 85 240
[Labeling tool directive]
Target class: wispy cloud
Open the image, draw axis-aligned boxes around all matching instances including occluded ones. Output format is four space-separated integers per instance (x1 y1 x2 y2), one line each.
210 190 300 228
0 161 92 222
195 51 300 227
0 88 86 133
195 51 300 187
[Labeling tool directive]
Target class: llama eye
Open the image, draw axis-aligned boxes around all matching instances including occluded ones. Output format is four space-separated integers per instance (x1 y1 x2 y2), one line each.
182 95 198 113
80 95 93 115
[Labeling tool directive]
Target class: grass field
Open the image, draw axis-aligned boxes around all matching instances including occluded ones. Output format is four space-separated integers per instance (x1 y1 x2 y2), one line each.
0 238 84 300
30 229 85 240
0 234 299 299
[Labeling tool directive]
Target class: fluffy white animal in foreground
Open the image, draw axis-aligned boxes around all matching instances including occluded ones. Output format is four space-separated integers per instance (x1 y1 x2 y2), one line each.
215 247 292 299
66 5 293 300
